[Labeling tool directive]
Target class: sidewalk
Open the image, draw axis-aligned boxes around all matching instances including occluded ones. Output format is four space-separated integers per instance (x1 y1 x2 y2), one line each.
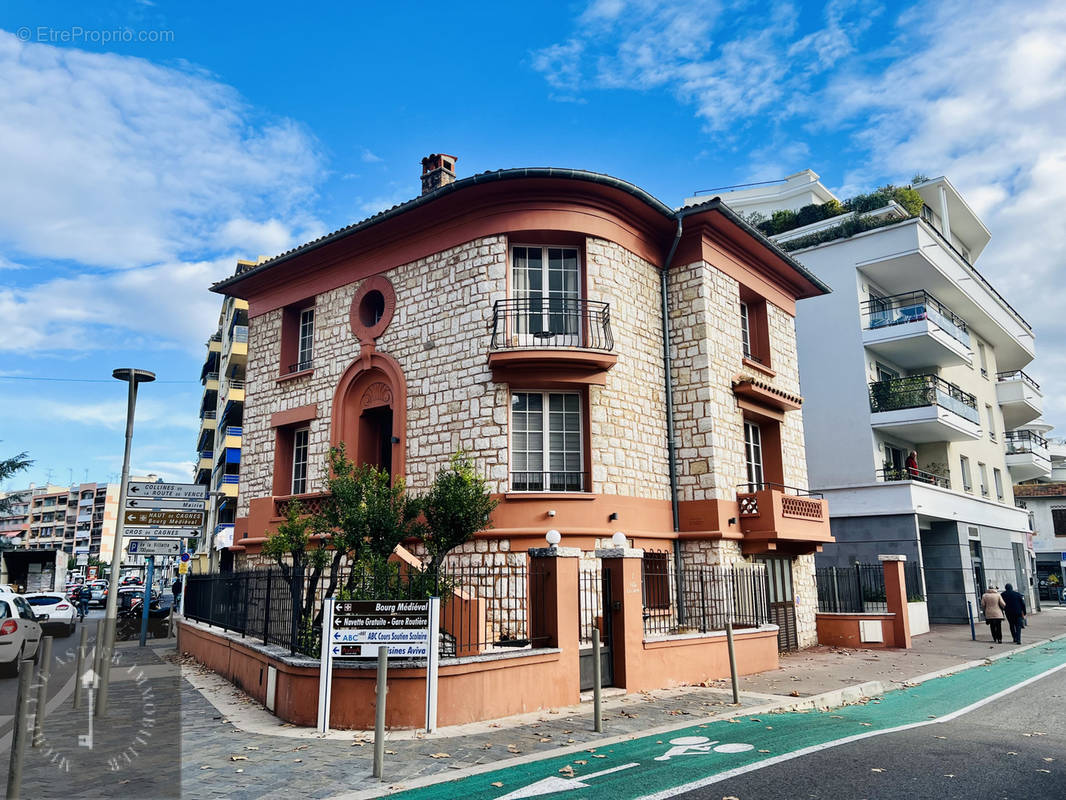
175 607 1066 799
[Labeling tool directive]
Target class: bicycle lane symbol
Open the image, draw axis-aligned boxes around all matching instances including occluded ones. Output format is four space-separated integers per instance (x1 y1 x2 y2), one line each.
654 736 755 761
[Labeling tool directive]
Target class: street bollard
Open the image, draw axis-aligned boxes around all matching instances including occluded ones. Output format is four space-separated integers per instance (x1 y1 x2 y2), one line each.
73 623 89 709
94 619 109 717
6 660 35 799
373 646 388 780
32 636 54 747
592 628 603 733
967 601 976 641
725 621 740 705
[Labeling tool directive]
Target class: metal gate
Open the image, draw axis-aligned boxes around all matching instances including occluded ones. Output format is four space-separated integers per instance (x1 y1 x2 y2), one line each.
579 564 613 690
759 556 798 651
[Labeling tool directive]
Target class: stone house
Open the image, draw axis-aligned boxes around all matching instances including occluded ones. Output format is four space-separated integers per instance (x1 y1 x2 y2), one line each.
211 155 833 652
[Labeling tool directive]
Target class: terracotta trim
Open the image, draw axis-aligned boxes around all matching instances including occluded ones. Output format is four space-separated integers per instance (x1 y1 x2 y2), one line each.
330 351 408 479
742 357 776 378
349 275 397 343
270 403 319 428
736 397 785 423
277 368 314 384
732 379 803 412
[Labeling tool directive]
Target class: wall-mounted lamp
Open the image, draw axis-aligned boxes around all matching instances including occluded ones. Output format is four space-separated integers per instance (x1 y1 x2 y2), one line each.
390 436 401 444
611 531 627 548
608 512 618 522
547 509 556 517
728 517 737 526
545 529 561 547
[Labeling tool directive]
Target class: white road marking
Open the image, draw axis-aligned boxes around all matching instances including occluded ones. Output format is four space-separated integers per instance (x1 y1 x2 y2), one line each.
638 659 1066 800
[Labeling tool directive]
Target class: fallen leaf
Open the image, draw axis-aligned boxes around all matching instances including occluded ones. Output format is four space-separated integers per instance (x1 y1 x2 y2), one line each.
491 783 503 788
294 759 302 763
944 774 955 778
592 754 606 759
200 766 212 770
245 746 259 751
294 745 309 751
935 736 946 740
758 749 771 754
1044 758 1055 762
574 760 587 765
1007 752 1019 756
385 749 397 755
558 765 575 776
507 745 521 754
539 737 552 743
871 768 885 773
860 723 872 727
481 743 493 750
1037 769 1051 773
567 739 575 744
230 755 248 762
430 753 450 759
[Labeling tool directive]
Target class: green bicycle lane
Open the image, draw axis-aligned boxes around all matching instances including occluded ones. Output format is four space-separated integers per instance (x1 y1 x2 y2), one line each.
391 637 1066 800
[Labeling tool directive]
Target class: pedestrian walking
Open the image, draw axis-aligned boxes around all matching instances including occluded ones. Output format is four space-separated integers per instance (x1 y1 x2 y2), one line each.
172 576 183 614
981 585 1005 643
1001 583 1027 644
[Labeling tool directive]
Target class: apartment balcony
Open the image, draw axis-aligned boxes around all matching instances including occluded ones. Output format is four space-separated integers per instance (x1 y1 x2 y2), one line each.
220 378 245 403
202 371 219 391
221 426 242 449
225 325 249 364
735 483 832 555
488 298 616 385
861 290 971 368
208 333 222 354
215 473 240 498
198 450 214 472
877 467 951 489
869 374 981 442
1004 430 1052 482
996 371 1043 429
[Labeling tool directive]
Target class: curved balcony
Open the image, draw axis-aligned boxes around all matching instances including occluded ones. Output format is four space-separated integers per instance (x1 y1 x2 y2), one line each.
996 370 1043 429
861 290 972 368
488 298 616 386
869 374 980 442
1004 429 1051 482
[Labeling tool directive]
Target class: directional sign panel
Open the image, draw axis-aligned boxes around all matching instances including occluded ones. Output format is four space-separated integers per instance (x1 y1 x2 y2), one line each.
123 527 197 539
127 539 182 556
126 481 207 501
123 509 205 528
126 498 206 512
330 600 431 658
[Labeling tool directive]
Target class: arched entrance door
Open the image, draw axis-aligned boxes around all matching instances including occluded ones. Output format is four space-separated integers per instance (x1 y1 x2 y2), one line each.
331 354 406 479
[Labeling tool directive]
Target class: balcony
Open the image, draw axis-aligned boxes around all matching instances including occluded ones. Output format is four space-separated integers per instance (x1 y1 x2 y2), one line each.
488 298 616 386
220 378 245 403
221 426 243 449
225 325 249 363
869 374 981 442
1004 430 1051 482
996 371 1043 429
877 466 950 489
861 290 972 368
734 483 833 555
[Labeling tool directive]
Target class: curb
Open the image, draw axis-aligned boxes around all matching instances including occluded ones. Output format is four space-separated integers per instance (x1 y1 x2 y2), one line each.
336 633 1066 799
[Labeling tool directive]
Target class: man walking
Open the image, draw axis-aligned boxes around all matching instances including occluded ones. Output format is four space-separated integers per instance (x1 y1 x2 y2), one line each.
1001 583 1027 644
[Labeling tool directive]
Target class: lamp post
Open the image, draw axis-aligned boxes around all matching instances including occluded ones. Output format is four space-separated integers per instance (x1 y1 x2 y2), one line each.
97 367 155 716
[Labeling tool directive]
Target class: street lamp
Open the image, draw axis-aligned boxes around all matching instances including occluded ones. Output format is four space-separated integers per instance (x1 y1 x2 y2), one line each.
97 367 155 717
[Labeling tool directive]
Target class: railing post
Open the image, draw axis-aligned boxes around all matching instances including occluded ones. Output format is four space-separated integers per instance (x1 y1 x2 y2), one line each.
263 568 273 645
855 563 864 613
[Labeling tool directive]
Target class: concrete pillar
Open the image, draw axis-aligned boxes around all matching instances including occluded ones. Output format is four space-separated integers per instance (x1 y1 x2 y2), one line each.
527 546 581 703
879 554 912 649
595 547 644 690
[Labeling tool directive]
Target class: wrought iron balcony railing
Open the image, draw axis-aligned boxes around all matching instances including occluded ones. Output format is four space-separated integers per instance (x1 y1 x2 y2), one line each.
868 374 979 423
877 467 951 489
490 298 613 351
1005 429 1049 456
509 471 589 493
860 289 970 347
996 370 1041 391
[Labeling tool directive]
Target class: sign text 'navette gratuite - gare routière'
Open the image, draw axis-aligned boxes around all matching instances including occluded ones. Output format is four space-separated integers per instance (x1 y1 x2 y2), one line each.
330 600 431 657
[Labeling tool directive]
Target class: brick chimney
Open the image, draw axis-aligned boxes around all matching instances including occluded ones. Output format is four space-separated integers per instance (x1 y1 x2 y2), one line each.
421 153 457 195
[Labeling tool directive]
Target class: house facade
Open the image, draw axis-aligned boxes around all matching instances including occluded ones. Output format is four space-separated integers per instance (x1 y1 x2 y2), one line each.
213 157 832 650
713 170 1039 622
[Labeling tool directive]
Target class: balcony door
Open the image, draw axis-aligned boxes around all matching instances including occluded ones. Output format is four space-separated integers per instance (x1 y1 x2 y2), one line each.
512 246 581 346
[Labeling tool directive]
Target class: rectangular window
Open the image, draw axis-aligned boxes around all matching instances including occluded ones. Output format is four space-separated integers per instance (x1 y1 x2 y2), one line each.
510 392 584 491
1053 508 1066 537
960 455 972 492
744 421 764 491
993 468 1004 501
642 551 672 610
739 302 751 359
985 405 996 440
291 427 310 495
978 462 988 496
511 246 581 344
297 308 315 370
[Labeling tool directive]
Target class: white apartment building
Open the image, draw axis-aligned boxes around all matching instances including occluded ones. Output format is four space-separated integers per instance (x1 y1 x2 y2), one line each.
708 170 1040 622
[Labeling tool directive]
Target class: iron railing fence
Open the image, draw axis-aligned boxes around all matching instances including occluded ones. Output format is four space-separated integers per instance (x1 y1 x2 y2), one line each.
578 562 605 646
510 471 589 493
184 559 546 659
996 370 1040 391
816 564 888 613
735 481 823 497
905 560 925 601
641 554 769 637
1005 429 1049 455
490 298 614 351
860 289 970 346
877 466 951 489
868 374 979 423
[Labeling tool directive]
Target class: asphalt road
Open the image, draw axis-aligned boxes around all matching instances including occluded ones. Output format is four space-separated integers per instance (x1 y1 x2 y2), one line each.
683 665 1066 800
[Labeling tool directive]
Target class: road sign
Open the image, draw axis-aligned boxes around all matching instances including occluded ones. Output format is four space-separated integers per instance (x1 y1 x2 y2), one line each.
330 600 432 657
180 552 191 563
126 481 206 501
76 553 88 566
125 498 206 511
123 509 205 527
127 539 181 556
178 561 189 575
122 527 197 539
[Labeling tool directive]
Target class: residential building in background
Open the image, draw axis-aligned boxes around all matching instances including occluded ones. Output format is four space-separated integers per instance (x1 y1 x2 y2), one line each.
1010 419 1066 604
193 266 253 572
211 157 833 653
713 170 1039 622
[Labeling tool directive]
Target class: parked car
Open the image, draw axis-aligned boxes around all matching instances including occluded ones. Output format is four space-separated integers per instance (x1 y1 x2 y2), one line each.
0 594 45 677
120 575 143 587
89 579 110 607
24 592 77 636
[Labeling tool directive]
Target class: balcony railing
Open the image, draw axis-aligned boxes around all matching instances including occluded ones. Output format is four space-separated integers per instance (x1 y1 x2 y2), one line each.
1005 429 1049 455
860 290 970 347
490 298 613 351
202 410 217 420
869 374 979 423
231 325 249 344
287 359 313 374
510 471 589 493
735 482 823 498
877 467 951 489
203 372 219 384
224 426 243 437
996 370 1041 392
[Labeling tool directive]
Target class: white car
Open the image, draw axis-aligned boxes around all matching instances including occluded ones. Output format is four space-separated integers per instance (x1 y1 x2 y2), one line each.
0 594 45 677
24 592 77 636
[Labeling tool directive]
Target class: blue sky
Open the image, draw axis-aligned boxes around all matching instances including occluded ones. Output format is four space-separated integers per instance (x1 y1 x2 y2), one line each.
1 0 1064 489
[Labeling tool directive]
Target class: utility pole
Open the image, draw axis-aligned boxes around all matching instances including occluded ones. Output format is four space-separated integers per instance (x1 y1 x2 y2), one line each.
96 367 154 717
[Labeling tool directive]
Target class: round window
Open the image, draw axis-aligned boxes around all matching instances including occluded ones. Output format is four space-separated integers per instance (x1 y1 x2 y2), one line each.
359 290 386 327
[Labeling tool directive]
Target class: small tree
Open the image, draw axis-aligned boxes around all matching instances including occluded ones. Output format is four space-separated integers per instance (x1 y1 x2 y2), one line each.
262 501 329 635
0 452 32 516
420 452 498 575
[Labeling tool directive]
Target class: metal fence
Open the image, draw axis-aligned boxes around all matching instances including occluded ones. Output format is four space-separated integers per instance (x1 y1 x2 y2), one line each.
641 555 769 637
815 562 926 612
184 559 545 659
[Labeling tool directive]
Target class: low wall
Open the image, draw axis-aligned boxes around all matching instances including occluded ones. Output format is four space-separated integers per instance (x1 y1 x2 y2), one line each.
178 620 575 729
631 626 780 690
815 612 899 649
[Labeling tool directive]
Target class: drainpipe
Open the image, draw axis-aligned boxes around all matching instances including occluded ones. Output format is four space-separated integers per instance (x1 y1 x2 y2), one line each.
660 217 684 615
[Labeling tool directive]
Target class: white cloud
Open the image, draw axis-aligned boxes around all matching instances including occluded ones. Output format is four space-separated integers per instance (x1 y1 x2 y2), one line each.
361 148 383 163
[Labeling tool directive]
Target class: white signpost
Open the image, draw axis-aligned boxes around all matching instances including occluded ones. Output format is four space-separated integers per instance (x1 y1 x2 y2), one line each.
127 539 182 557
126 481 207 501
123 527 200 539
125 498 206 512
317 597 440 734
